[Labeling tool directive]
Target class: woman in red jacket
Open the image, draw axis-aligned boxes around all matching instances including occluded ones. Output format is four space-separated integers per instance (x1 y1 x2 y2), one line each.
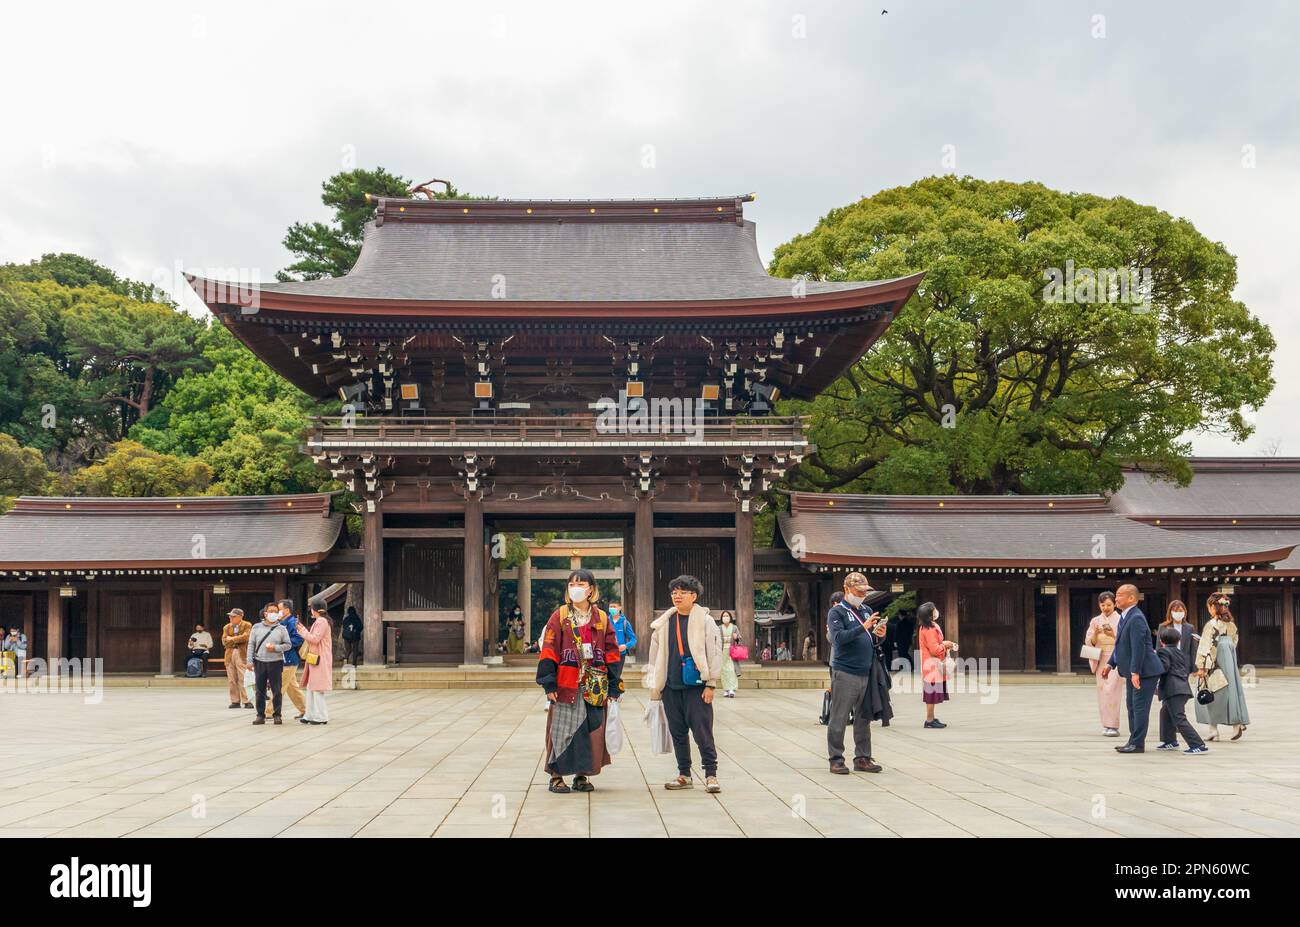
535 569 624 793
917 602 955 729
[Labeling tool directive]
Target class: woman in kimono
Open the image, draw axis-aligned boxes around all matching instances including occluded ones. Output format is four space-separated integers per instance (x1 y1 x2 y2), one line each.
1084 591 1123 736
506 606 528 654
1194 593 1250 741
298 599 333 725
536 569 624 793
717 610 740 698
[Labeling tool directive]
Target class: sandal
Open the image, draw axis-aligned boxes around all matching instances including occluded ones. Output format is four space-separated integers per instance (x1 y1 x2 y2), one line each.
572 776 595 792
548 776 571 794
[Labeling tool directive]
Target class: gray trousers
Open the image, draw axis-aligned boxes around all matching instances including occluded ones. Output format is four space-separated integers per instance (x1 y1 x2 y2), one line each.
827 669 872 762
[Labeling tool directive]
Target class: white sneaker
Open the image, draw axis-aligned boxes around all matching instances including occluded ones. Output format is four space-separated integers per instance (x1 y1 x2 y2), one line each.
1103 728 1120 737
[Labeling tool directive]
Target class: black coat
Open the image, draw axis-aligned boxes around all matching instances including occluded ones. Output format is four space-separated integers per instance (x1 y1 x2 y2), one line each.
1156 645 1193 701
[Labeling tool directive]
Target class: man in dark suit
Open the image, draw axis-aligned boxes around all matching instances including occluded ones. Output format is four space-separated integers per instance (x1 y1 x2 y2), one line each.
1101 584 1163 753
1154 625 1207 753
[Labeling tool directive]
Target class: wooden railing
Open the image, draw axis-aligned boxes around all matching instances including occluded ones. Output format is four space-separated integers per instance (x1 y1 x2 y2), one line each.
307 414 807 446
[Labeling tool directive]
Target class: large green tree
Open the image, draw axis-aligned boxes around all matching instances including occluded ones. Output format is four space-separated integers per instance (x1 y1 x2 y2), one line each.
768 176 1275 495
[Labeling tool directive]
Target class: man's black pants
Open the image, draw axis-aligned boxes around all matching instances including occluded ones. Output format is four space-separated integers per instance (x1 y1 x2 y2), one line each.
662 685 717 778
254 660 283 718
1159 693 1205 748
1125 676 1158 747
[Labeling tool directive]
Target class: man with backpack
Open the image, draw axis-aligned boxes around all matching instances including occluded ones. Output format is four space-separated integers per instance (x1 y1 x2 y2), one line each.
608 600 637 659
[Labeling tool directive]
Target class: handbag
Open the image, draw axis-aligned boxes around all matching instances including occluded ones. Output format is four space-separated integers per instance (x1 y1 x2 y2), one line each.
298 642 320 665
729 643 749 661
1196 678 1214 705
675 613 703 686
569 612 609 707
1079 644 1102 661
605 698 625 755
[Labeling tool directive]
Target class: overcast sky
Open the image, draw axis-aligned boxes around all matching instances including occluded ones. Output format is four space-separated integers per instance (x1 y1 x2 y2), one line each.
1 0 1296 456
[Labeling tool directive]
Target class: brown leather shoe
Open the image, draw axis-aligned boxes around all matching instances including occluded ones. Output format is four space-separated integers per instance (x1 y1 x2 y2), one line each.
252 716 265 725
854 757 882 773
829 760 850 775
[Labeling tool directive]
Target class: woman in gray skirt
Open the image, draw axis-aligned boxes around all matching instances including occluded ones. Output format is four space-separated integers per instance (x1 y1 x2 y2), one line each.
1193 593 1250 742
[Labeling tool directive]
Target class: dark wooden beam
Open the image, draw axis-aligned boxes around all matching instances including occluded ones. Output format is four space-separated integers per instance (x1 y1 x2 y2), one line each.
735 506 754 659
159 575 175 677
463 497 485 664
363 505 384 667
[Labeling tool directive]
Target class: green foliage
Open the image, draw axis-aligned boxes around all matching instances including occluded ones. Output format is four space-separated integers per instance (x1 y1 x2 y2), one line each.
769 176 1275 495
881 591 918 620
130 325 332 496
0 261 198 465
0 433 51 512
277 169 486 280
72 440 213 497
754 582 784 610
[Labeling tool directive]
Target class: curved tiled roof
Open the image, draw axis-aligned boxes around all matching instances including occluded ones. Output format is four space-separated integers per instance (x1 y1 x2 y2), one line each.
188 196 921 305
778 492 1295 569
0 494 343 572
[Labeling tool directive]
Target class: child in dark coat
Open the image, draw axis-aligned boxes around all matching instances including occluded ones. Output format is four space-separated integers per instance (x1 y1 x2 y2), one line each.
1156 625 1207 754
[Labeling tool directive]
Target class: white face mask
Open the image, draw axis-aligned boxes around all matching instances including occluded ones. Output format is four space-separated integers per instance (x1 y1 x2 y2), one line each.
722 615 732 624
843 592 865 608
568 586 588 605
1171 611 1185 621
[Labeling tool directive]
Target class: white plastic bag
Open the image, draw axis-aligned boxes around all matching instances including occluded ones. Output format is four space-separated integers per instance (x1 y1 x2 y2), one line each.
605 699 625 755
243 667 256 703
644 699 673 755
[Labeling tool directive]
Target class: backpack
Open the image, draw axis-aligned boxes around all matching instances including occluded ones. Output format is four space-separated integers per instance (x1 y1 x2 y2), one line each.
185 656 204 678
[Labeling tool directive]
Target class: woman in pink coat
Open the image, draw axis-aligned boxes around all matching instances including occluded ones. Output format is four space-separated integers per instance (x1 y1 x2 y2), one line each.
1083 591 1122 737
917 602 954 729
299 599 334 725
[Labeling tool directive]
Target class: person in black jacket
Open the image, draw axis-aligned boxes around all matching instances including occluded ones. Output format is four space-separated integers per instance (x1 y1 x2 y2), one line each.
340 606 363 666
825 573 883 775
1155 625 1207 754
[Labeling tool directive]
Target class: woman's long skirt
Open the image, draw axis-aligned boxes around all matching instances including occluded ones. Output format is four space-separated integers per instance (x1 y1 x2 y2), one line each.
1094 648 1123 729
544 698 612 777
1194 638 1251 727
720 653 739 691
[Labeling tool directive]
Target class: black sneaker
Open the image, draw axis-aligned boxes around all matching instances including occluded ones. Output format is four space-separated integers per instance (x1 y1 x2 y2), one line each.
923 719 947 729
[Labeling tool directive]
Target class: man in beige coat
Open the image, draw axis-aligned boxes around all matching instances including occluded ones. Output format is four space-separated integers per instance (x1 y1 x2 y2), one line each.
645 574 724 793
221 609 253 709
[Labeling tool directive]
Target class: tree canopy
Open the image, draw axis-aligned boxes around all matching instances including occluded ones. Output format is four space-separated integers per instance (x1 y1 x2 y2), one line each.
768 176 1275 495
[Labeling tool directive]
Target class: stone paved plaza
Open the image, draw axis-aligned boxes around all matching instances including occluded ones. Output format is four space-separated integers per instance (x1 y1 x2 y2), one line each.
2 679 1299 838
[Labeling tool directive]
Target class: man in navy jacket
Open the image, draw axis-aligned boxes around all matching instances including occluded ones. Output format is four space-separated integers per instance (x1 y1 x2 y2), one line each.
1102 584 1163 753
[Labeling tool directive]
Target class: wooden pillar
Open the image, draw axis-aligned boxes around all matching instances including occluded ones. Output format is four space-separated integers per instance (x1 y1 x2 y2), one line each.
463 497 485 665
1168 574 1183 608
273 573 287 603
735 505 755 660
47 583 64 672
518 553 532 636
159 575 175 677
1055 579 1071 674
944 576 959 644
1022 580 1036 671
362 504 384 667
86 587 99 663
22 594 34 669
633 494 654 648
1282 580 1295 669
